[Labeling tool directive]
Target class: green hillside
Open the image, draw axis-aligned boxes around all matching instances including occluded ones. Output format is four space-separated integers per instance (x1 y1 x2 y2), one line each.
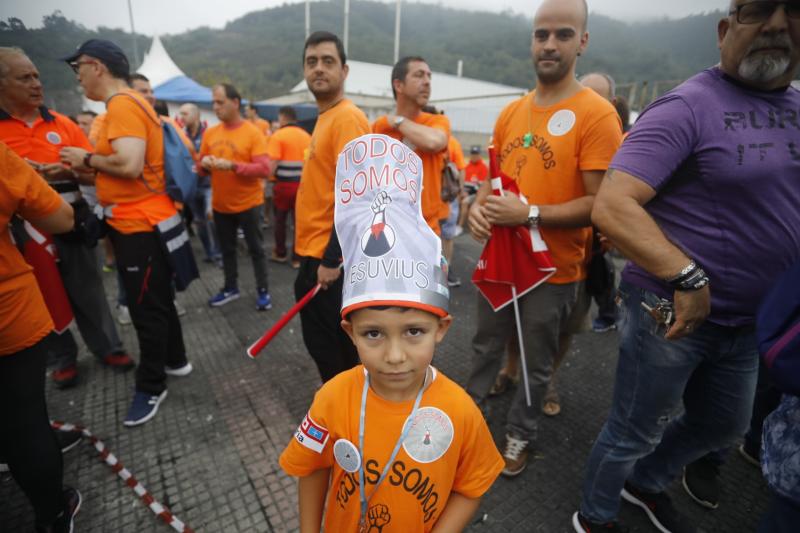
0 1 724 114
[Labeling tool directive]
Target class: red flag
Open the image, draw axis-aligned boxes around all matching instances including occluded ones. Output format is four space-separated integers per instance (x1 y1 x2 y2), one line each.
20 222 74 333
472 147 555 311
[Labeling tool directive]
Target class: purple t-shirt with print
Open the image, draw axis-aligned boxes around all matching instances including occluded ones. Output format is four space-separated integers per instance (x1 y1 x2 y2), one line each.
611 67 800 327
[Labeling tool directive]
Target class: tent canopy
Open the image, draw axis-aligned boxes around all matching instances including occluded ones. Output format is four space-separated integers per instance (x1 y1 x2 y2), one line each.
153 76 213 104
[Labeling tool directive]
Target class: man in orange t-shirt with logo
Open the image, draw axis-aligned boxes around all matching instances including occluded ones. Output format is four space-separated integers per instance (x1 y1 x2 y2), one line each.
294 31 370 382
60 39 191 427
0 47 133 389
371 56 450 235
465 0 622 477
266 105 311 266
199 83 273 311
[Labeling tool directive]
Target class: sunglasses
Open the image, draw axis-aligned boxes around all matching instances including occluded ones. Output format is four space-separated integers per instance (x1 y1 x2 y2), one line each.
729 1 800 24
69 60 97 74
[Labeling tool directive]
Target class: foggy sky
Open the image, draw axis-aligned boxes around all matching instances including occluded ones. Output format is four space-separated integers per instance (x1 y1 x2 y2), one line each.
5 0 727 36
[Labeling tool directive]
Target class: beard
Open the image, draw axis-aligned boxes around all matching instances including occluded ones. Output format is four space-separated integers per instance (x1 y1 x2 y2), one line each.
534 55 572 85
737 34 793 83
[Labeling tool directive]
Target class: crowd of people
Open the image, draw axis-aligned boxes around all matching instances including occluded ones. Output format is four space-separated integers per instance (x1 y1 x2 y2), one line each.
0 0 799 531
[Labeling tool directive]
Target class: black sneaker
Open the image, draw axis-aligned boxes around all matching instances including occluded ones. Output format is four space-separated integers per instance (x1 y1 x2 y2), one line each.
572 512 630 532
622 482 697 533
682 456 720 509
36 487 81 533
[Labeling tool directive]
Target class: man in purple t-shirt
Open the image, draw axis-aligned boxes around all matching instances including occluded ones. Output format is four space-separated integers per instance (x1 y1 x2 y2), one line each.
573 3 800 533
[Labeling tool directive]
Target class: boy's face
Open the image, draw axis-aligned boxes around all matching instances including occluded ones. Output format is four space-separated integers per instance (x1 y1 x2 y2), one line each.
342 307 452 401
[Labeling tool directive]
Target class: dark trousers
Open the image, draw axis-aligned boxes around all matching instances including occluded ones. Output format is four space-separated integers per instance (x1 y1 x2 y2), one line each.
294 256 358 382
0 335 64 527
214 206 268 291
110 229 187 395
51 235 123 370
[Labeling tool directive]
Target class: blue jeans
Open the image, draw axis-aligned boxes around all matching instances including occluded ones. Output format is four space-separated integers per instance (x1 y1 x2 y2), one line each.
579 281 758 522
190 186 220 260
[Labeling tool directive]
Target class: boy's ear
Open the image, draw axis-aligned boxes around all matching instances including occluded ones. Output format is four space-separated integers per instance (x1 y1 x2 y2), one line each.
434 315 453 343
341 319 355 342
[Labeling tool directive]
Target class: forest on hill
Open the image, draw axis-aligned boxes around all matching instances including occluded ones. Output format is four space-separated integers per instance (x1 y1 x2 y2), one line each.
1 1 724 114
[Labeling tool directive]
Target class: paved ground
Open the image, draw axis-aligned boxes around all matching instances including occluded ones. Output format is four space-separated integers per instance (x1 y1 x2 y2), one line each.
1 228 768 532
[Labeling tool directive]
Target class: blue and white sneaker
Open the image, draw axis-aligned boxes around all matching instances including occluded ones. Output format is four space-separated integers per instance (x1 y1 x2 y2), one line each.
124 390 167 427
256 288 272 311
208 287 240 307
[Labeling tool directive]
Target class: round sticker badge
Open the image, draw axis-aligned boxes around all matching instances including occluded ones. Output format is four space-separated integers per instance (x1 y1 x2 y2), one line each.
402 407 454 464
547 110 576 137
333 439 361 473
46 131 62 145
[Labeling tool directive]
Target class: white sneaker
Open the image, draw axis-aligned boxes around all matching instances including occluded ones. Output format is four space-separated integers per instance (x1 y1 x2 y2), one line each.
117 304 132 325
173 299 187 317
165 362 193 377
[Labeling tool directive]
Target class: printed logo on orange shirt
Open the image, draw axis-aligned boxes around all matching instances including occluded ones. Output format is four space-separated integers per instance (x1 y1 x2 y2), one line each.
46 131 62 145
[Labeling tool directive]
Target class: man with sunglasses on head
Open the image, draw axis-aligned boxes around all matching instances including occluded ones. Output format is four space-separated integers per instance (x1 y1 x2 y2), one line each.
573 2 800 532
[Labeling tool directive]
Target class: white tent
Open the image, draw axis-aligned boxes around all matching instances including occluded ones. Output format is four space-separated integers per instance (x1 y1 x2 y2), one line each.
137 35 185 88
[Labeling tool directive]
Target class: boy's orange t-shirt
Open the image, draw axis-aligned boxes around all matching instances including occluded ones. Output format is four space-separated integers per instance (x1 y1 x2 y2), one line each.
0 143 62 355
280 366 504 532
295 99 370 259
94 89 176 234
372 113 450 233
199 121 269 214
493 88 622 283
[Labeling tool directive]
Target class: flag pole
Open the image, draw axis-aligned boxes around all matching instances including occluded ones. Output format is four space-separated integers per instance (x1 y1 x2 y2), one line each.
510 286 532 407
247 284 321 359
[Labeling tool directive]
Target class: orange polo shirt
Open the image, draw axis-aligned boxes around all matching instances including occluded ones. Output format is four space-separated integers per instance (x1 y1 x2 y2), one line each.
372 113 451 233
0 143 62 355
295 99 370 259
267 124 312 183
199 120 269 214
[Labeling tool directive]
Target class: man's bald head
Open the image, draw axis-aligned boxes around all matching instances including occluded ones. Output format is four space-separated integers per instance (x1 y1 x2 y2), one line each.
178 102 200 128
535 0 589 32
580 72 616 101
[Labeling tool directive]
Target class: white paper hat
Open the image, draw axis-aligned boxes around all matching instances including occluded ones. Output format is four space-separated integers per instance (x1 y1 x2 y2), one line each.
335 134 449 317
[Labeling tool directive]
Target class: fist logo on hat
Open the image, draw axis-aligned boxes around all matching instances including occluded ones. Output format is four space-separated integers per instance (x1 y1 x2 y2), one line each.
362 191 395 258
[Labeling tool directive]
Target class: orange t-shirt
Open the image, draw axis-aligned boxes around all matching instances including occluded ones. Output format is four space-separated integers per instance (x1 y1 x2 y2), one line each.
250 117 271 138
464 160 488 185
295 99 370 259
448 136 466 171
95 89 176 234
88 113 106 146
0 107 93 164
372 113 450 233
267 124 312 183
199 121 269 214
0 143 62 355
493 88 622 283
280 366 504 532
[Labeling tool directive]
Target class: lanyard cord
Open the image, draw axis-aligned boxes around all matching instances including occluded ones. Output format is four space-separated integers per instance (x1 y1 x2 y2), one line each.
357 368 428 528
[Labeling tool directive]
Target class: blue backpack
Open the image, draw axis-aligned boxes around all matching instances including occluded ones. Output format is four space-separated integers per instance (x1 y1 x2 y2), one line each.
118 93 197 204
757 260 800 396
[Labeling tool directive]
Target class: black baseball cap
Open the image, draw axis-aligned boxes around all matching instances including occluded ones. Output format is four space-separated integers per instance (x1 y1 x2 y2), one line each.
470 145 481 154
62 39 130 76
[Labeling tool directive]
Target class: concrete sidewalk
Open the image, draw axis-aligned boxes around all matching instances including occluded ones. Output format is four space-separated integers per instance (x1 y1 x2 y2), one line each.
1 232 767 532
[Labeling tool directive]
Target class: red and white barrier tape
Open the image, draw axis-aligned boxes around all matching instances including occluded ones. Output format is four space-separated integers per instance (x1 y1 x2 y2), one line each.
51 420 195 533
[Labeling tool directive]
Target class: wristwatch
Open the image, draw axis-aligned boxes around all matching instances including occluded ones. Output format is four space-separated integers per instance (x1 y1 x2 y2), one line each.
83 152 94 169
393 116 405 129
526 205 541 228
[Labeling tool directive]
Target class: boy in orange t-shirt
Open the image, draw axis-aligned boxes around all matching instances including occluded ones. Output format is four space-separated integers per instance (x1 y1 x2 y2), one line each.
371 56 450 236
280 134 503 532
